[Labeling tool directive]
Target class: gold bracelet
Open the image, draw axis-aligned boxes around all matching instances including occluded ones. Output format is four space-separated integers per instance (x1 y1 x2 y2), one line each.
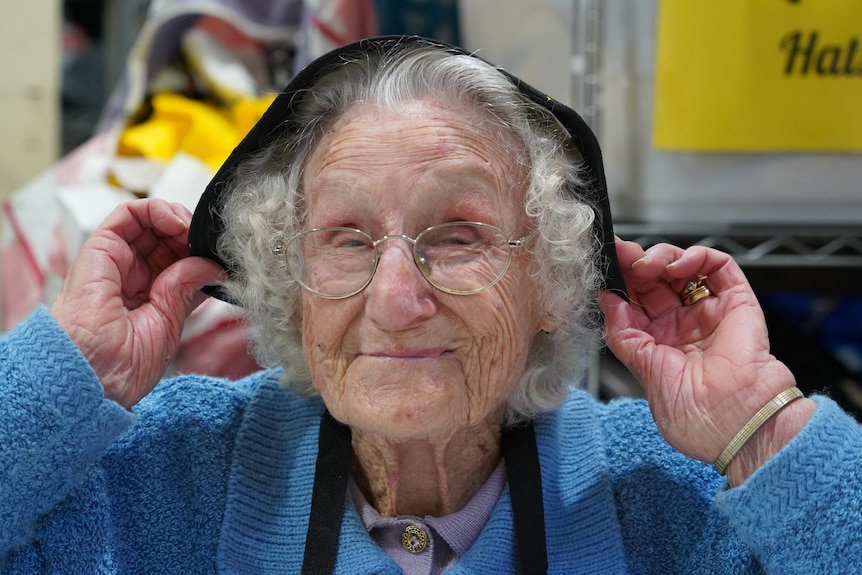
713 387 805 476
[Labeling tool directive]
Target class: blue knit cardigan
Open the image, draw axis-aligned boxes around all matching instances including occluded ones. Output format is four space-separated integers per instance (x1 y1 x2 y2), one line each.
2 307 861 574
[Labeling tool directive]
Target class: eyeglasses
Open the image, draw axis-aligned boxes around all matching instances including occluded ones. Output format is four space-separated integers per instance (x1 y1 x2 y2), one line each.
275 222 539 299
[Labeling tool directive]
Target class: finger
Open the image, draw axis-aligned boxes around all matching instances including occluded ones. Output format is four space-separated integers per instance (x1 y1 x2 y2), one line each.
627 244 748 302
100 201 196 298
611 242 686 317
123 200 193 260
99 199 188 242
631 243 733 282
76 204 184 282
599 289 649 333
148 256 226 327
630 243 687 281
611 237 671 295
88 200 191 273
612 243 714 323
598 290 654 384
664 245 751 298
611 236 647 268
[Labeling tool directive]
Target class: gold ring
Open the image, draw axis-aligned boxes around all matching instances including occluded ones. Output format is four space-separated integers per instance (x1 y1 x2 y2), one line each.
681 275 711 306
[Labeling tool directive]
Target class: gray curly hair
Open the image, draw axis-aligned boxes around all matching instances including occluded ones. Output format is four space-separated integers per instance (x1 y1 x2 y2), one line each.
216 39 604 423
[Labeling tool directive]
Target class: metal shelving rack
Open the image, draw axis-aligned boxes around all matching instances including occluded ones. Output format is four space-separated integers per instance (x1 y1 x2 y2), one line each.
571 0 862 290
596 222 862 405
615 223 862 292
570 1 861 405
607 223 862 416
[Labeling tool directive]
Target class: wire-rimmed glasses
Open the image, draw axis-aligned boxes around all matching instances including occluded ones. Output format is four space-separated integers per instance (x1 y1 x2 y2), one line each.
274 222 539 299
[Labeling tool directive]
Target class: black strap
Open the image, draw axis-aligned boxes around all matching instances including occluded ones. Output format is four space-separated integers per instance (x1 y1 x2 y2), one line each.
502 422 549 575
301 411 353 575
300 414 548 574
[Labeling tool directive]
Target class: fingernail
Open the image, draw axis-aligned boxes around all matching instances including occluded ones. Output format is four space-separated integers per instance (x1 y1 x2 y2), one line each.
632 256 649 268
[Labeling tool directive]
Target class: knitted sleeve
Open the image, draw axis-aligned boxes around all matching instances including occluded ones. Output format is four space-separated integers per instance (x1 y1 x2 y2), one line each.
715 396 862 574
600 397 761 574
603 394 862 574
0 307 134 563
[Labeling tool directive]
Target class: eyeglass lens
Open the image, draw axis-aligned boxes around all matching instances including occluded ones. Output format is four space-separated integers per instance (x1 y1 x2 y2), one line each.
284 223 514 298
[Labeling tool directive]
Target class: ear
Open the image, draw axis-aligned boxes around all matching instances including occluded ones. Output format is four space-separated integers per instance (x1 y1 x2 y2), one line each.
537 313 559 334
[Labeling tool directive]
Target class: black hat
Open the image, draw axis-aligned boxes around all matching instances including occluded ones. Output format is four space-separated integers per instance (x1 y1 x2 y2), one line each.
188 35 627 300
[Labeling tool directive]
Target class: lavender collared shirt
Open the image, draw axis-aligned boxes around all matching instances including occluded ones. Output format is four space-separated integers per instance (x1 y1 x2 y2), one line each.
349 462 507 574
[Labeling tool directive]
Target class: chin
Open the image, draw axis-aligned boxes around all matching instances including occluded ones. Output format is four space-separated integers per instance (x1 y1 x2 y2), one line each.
347 398 467 442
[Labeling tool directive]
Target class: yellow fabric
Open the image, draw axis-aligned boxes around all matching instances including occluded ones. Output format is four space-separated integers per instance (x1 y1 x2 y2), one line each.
653 0 862 151
231 96 277 139
119 93 276 171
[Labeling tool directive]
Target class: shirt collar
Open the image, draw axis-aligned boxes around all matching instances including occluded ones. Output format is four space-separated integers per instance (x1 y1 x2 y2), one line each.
349 460 507 557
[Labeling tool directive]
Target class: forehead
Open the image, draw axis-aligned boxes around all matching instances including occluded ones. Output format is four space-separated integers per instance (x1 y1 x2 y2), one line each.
302 100 528 222
308 99 523 172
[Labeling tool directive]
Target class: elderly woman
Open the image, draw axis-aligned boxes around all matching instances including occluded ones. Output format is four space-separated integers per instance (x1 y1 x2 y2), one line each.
2 36 860 574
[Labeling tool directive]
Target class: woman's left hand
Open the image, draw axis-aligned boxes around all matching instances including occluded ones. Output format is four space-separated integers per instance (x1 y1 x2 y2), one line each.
600 238 816 484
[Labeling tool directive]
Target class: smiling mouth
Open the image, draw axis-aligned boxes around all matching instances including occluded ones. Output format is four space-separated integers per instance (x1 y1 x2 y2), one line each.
366 347 447 359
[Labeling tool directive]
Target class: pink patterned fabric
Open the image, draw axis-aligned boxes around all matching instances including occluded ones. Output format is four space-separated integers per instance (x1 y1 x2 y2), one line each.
1 0 377 378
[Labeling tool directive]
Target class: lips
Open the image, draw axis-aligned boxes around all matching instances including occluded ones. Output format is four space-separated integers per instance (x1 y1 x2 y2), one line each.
365 347 447 359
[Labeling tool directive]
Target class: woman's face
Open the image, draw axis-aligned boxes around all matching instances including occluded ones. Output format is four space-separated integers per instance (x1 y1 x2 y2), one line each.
300 99 550 441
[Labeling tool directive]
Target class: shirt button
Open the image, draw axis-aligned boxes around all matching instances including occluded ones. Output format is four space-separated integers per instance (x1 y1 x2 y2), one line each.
401 525 428 554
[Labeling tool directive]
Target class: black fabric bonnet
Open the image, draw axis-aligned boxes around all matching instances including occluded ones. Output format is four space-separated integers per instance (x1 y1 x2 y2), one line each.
187 35 627 301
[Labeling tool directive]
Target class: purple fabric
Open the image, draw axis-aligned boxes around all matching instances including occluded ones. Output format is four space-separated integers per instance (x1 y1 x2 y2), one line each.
349 461 506 575
98 0 307 133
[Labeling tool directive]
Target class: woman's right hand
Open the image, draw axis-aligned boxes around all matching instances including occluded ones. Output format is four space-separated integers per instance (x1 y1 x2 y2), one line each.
50 199 225 408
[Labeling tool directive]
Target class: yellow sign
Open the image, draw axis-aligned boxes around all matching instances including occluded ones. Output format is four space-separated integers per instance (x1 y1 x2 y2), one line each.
653 0 862 151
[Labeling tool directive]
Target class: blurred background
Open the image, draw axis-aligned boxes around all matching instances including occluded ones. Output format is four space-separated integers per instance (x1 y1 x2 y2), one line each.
1 0 859 413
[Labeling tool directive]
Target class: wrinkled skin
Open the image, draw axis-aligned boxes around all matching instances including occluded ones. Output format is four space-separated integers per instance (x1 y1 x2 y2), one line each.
300 101 547 442
51 199 223 409
601 238 815 485
298 100 551 514
49 109 813 512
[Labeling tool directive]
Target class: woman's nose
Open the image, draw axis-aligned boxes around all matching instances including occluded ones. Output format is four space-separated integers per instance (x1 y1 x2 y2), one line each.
363 240 437 331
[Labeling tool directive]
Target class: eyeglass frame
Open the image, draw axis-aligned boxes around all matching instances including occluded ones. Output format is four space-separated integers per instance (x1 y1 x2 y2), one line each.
273 221 540 299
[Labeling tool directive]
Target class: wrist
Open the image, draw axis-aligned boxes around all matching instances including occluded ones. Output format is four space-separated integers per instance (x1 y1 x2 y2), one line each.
725 396 816 487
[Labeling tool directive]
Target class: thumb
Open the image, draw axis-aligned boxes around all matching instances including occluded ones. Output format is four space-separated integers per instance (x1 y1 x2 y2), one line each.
599 290 644 339
149 257 228 324
599 290 652 379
